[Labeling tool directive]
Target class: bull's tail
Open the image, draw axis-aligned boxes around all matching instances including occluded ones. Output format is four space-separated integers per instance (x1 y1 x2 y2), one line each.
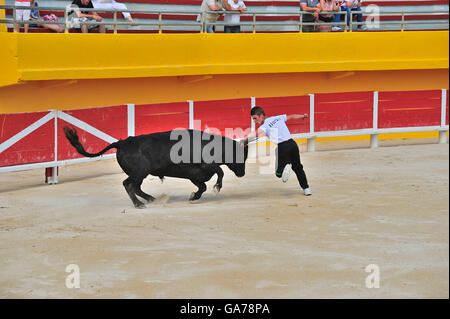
63 126 119 158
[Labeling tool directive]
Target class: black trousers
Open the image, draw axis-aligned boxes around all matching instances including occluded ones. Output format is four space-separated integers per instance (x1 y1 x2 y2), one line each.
302 14 315 33
224 25 241 33
275 139 309 189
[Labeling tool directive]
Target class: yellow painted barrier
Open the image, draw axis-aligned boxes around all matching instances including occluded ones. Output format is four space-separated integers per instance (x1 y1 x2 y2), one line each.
5 31 448 82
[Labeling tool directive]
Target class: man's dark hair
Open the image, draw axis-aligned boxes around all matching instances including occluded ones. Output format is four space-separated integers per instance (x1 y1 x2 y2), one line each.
250 106 265 117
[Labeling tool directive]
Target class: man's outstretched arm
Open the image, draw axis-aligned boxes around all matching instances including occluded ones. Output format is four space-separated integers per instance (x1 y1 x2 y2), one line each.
286 114 308 121
240 128 266 146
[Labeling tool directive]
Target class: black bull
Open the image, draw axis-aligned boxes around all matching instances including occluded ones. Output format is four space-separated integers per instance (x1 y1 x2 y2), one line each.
63 127 249 208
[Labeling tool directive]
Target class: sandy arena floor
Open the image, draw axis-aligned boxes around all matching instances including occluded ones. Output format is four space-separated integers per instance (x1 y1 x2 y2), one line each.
0 139 448 298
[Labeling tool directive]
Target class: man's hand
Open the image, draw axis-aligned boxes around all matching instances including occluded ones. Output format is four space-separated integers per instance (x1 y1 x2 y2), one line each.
314 7 321 19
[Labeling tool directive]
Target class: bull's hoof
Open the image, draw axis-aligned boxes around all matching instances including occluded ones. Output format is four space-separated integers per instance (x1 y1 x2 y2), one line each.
189 192 200 201
213 184 221 194
134 202 146 209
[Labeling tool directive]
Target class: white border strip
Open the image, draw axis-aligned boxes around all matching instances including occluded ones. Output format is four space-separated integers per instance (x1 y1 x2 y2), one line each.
127 103 135 137
309 94 315 134
188 100 194 130
251 97 256 132
0 154 117 173
54 110 58 162
0 111 54 154
58 111 118 144
442 89 447 127
373 91 379 130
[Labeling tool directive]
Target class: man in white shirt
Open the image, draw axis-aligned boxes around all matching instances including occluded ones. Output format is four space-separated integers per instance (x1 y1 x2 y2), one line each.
241 106 312 196
223 0 247 33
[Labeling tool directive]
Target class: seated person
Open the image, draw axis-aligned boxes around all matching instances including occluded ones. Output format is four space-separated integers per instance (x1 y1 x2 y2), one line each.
29 0 64 33
92 0 135 25
68 0 106 33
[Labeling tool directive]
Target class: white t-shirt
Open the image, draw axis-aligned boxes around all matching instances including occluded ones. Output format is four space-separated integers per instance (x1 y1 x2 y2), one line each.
224 0 246 25
200 0 224 23
259 114 292 144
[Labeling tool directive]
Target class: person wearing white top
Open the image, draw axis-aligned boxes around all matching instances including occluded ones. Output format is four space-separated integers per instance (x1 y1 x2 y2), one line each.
241 106 312 196
223 0 247 33
92 0 135 25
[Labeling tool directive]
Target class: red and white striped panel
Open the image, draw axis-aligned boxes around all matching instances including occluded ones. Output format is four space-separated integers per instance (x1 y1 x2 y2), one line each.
0 111 55 167
314 91 373 132
378 90 442 128
58 106 128 161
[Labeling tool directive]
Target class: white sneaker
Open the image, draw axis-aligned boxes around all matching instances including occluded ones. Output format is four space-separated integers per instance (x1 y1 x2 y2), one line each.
332 26 342 31
304 188 312 196
281 164 292 183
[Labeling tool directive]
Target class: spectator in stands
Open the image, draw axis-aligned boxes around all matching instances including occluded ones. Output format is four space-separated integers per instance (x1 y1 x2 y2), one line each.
332 0 364 31
223 0 247 33
92 0 135 26
318 0 339 32
68 0 106 33
300 0 321 33
29 0 65 33
14 0 31 32
200 0 225 33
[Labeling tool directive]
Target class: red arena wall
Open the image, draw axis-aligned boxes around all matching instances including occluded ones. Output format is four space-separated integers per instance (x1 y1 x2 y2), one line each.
0 89 448 169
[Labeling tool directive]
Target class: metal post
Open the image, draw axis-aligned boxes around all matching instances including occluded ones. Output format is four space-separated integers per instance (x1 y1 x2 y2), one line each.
127 104 135 137
188 100 194 129
251 97 256 132
307 94 316 152
440 89 448 144
344 11 348 32
349 11 353 32
252 13 256 33
401 12 405 31
46 110 58 184
371 91 379 148
158 12 162 34
64 8 69 33
249 97 257 159
113 11 117 33
13 6 17 32
299 11 303 33
441 89 447 128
